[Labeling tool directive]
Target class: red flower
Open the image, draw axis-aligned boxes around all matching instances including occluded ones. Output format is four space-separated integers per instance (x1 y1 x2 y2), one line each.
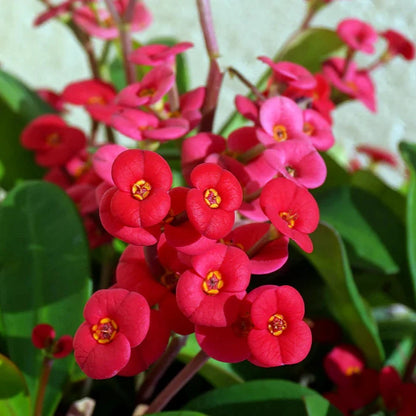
381 29 415 61
32 323 73 359
380 366 416 415
356 144 398 167
21 115 86 167
302 109 335 151
260 177 319 253
176 244 251 327
117 310 171 377
73 288 150 379
247 285 311 367
109 149 172 228
186 163 242 240
337 18 378 54
222 222 289 275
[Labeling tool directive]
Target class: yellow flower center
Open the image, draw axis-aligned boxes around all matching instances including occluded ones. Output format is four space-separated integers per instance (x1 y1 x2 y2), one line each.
92 317 118 344
204 188 221 208
273 124 288 142
202 270 224 295
279 211 298 228
131 179 152 200
267 313 287 336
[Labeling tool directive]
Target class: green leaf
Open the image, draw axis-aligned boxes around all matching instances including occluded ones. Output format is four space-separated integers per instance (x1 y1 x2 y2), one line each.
177 334 244 387
351 170 406 224
184 379 342 416
279 28 344 73
0 181 91 416
399 141 416 307
306 223 385 367
0 69 52 190
317 186 405 275
0 353 31 416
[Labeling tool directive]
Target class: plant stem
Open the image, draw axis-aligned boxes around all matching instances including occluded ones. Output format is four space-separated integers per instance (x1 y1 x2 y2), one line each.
246 224 280 258
135 335 188 404
144 350 209 414
228 67 266 102
196 0 223 133
104 0 136 85
34 356 53 416
143 244 165 280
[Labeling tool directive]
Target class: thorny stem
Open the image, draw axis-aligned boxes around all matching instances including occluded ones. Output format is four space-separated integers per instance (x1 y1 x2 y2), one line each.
228 67 266 102
135 335 188 405
197 0 224 132
144 350 210 414
104 0 136 85
34 356 53 416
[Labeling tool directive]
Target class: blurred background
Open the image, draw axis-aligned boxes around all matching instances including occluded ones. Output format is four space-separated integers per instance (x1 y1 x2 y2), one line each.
1 0 415 186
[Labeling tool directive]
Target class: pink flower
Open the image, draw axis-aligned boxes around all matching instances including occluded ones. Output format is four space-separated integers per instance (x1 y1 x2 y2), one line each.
302 109 335 151
73 288 150 379
73 0 152 40
337 18 378 54
322 57 376 112
263 138 327 189
129 42 193 67
116 66 175 108
259 57 317 90
256 96 304 146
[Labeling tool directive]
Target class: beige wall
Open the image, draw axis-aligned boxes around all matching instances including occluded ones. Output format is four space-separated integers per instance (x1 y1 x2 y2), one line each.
1 0 415 186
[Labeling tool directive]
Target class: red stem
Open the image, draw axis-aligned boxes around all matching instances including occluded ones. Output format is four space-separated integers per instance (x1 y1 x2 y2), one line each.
144 350 209 414
34 357 53 416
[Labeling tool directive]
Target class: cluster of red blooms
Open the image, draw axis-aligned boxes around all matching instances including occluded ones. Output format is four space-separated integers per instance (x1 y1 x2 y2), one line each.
24 1 415 384
324 345 416 416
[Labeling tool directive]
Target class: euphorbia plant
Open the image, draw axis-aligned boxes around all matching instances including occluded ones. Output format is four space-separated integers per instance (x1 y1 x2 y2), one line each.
1 0 416 415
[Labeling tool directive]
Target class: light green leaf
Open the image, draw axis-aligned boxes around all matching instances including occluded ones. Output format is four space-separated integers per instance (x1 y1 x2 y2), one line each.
0 353 31 416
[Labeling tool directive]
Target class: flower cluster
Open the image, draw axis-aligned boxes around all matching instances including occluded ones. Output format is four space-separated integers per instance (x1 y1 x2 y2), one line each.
21 0 415 388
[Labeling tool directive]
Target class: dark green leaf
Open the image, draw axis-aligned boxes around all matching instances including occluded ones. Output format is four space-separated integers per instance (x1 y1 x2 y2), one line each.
399 141 416 308
317 186 405 275
306 223 385 367
0 181 91 416
177 334 243 387
149 412 207 416
279 28 344 73
184 379 342 416
351 170 406 223
0 69 52 190
0 353 31 416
